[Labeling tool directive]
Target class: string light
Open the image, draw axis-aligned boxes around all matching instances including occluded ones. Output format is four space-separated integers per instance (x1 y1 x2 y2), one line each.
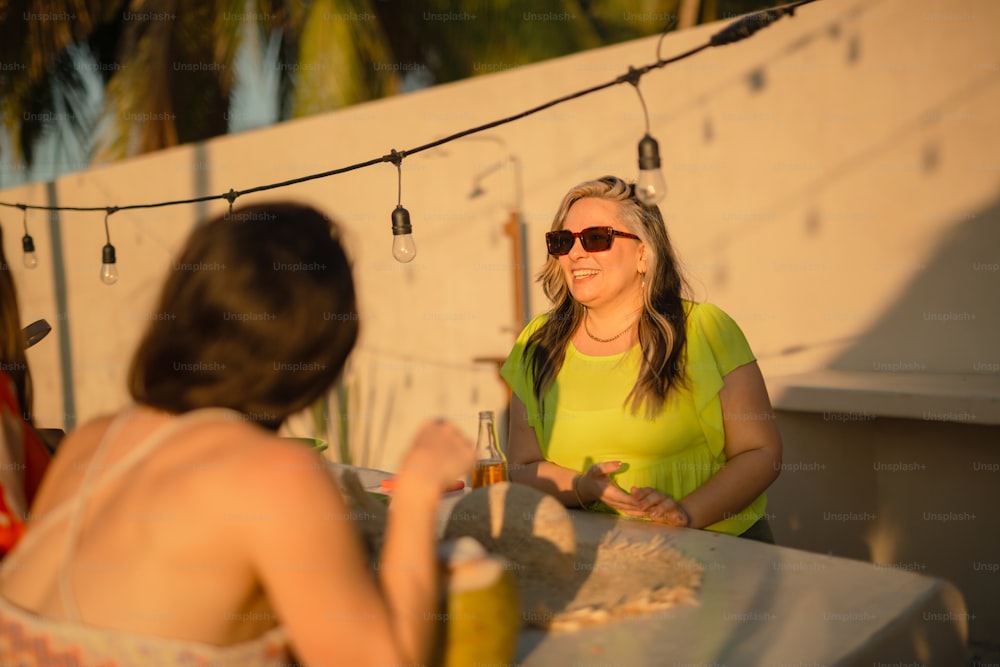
624 67 667 205
388 149 416 263
18 205 38 269
100 207 119 285
636 134 667 205
0 1 816 274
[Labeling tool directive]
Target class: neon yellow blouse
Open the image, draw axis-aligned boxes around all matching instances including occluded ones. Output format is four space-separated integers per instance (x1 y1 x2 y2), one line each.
500 301 766 536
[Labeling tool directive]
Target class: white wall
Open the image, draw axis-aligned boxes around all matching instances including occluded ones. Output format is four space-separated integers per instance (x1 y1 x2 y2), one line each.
3 0 998 466
4 0 1000 650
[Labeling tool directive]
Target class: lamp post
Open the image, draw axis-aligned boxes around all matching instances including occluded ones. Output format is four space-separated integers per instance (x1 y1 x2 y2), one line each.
468 153 528 330
465 139 528 431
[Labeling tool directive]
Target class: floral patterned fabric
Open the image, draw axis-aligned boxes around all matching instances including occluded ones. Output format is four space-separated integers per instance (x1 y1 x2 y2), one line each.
0 593 290 667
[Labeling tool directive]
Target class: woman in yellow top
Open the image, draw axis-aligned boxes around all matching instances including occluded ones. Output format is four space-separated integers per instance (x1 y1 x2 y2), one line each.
501 176 782 540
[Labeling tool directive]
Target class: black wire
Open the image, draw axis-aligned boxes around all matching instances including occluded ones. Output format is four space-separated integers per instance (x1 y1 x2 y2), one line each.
0 1 818 217
633 83 651 135
103 209 114 245
711 0 820 47
656 13 679 62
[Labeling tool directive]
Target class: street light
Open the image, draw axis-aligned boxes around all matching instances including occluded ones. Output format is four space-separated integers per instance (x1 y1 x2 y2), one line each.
464 137 528 330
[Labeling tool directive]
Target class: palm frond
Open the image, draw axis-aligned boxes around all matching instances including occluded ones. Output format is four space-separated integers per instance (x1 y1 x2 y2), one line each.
379 0 605 86
95 2 179 161
96 0 251 160
0 0 107 166
290 0 398 117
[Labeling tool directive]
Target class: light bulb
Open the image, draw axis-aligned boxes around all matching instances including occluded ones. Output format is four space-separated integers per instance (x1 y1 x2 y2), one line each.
636 134 667 205
391 205 417 263
22 235 38 269
100 263 119 285
392 234 417 263
101 243 119 285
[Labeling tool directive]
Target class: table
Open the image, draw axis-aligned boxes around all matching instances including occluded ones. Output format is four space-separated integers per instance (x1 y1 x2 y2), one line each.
514 510 967 666
337 465 968 665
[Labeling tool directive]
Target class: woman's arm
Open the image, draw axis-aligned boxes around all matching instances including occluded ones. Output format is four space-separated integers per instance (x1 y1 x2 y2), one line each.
243 421 473 666
507 394 641 513
378 421 474 661
667 361 782 529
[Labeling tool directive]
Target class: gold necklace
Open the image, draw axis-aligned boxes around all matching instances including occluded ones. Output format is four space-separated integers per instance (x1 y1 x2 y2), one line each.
584 314 635 343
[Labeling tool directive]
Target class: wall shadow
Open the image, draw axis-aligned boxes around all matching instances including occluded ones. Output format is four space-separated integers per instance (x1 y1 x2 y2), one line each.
768 190 1000 648
825 190 1000 374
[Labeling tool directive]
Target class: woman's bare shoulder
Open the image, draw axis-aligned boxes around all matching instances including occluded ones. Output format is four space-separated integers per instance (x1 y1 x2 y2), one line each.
183 423 336 506
36 413 118 483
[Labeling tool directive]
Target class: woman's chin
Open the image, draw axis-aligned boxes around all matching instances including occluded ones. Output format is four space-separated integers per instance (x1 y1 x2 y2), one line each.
570 290 597 307
568 282 601 304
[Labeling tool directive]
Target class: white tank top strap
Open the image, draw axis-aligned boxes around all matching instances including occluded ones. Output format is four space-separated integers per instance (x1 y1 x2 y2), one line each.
56 406 245 621
0 410 135 579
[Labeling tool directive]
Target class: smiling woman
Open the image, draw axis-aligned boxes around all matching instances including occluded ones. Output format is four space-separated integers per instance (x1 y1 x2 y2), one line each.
501 175 783 541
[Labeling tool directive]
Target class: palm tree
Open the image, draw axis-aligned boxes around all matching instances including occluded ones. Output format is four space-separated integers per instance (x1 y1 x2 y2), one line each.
1 0 785 174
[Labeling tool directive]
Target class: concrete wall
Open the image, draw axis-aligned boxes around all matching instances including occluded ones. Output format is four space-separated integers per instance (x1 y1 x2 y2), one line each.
769 411 999 650
2 0 998 649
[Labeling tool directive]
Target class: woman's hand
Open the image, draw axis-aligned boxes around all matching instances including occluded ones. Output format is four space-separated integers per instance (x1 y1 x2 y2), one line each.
396 419 475 494
577 465 690 526
629 486 691 526
576 461 643 513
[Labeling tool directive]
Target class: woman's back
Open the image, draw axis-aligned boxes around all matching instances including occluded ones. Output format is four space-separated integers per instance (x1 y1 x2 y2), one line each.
0 202 477 666
0 407 293 657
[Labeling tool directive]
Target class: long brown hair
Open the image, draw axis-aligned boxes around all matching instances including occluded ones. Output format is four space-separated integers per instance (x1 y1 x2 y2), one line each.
128 203 359 430
524 176 689 418
0 225 33 422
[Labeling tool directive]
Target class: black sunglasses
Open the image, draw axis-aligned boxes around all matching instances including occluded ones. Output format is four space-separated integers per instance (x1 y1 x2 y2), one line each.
545 226 641 256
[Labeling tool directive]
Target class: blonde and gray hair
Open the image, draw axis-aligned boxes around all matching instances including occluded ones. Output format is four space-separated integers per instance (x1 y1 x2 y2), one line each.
525 175 689 417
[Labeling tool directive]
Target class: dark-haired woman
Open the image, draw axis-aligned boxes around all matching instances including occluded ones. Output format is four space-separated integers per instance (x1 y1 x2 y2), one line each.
0 204 474 666
502 176 782 541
